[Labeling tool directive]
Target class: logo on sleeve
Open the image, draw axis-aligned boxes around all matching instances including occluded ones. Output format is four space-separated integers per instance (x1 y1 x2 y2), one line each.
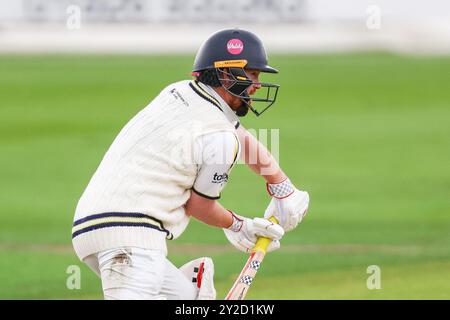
212 172 229 184
170 88 189 106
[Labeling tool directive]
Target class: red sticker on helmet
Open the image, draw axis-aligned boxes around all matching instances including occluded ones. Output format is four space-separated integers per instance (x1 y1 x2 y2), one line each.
227 39 243 55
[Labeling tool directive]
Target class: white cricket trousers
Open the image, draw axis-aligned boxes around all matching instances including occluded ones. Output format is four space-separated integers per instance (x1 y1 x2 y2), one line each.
83 247 198 300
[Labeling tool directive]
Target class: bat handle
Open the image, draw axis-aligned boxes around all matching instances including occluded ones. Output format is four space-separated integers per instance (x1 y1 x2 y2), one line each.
252 216 279 253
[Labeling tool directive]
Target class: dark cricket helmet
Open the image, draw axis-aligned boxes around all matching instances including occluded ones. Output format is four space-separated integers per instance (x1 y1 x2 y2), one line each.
192 28 280 117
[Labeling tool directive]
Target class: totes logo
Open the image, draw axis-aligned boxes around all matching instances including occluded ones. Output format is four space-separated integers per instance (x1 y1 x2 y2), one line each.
212 172 229 184
227 39 244 55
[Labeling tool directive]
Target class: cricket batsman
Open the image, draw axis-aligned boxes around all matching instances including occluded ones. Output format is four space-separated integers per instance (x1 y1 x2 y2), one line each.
72 28 310 300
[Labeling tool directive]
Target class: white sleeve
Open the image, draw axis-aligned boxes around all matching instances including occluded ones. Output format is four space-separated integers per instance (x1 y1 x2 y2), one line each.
192 131 241 199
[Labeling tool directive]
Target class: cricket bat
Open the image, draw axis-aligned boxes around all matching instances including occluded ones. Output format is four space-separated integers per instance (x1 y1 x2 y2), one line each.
225 216 279 300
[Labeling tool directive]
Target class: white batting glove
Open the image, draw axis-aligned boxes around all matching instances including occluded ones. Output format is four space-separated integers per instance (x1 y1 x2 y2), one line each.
264 178 310 232
223 211 284 253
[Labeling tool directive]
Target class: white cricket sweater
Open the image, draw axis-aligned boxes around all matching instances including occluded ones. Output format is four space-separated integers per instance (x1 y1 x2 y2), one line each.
72 80 240 260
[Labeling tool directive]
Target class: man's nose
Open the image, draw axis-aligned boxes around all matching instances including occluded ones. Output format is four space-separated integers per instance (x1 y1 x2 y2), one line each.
248 78 261 95
251 82 261 93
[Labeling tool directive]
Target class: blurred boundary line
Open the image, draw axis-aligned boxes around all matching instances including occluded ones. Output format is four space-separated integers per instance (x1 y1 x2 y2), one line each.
0 22 450 55
0 242 427 255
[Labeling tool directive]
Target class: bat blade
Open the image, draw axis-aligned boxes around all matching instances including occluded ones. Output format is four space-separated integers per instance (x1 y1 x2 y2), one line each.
225 250 266 300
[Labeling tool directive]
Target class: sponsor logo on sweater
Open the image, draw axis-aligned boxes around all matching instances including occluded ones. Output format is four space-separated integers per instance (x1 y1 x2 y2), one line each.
212 172 229 184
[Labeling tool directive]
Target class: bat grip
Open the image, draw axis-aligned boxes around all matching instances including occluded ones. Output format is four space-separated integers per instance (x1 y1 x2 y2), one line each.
252 216 279 253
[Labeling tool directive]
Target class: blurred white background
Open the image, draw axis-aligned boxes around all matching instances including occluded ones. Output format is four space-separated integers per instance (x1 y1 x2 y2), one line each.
0 0 449 54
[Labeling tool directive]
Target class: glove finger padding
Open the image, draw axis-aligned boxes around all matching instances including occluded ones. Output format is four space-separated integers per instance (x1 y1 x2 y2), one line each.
223 216 284 253
263 199 278 223
297 190 310 217
251 217 284 240
266 240 280 253
264 189 310 232
223 228 255 253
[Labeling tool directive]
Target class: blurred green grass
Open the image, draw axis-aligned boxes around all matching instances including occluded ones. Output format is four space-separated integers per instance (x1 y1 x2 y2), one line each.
0 53 449 299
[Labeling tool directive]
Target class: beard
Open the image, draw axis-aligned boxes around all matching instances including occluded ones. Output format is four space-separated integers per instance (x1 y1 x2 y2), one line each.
235 102 249 117
235 93 251 117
